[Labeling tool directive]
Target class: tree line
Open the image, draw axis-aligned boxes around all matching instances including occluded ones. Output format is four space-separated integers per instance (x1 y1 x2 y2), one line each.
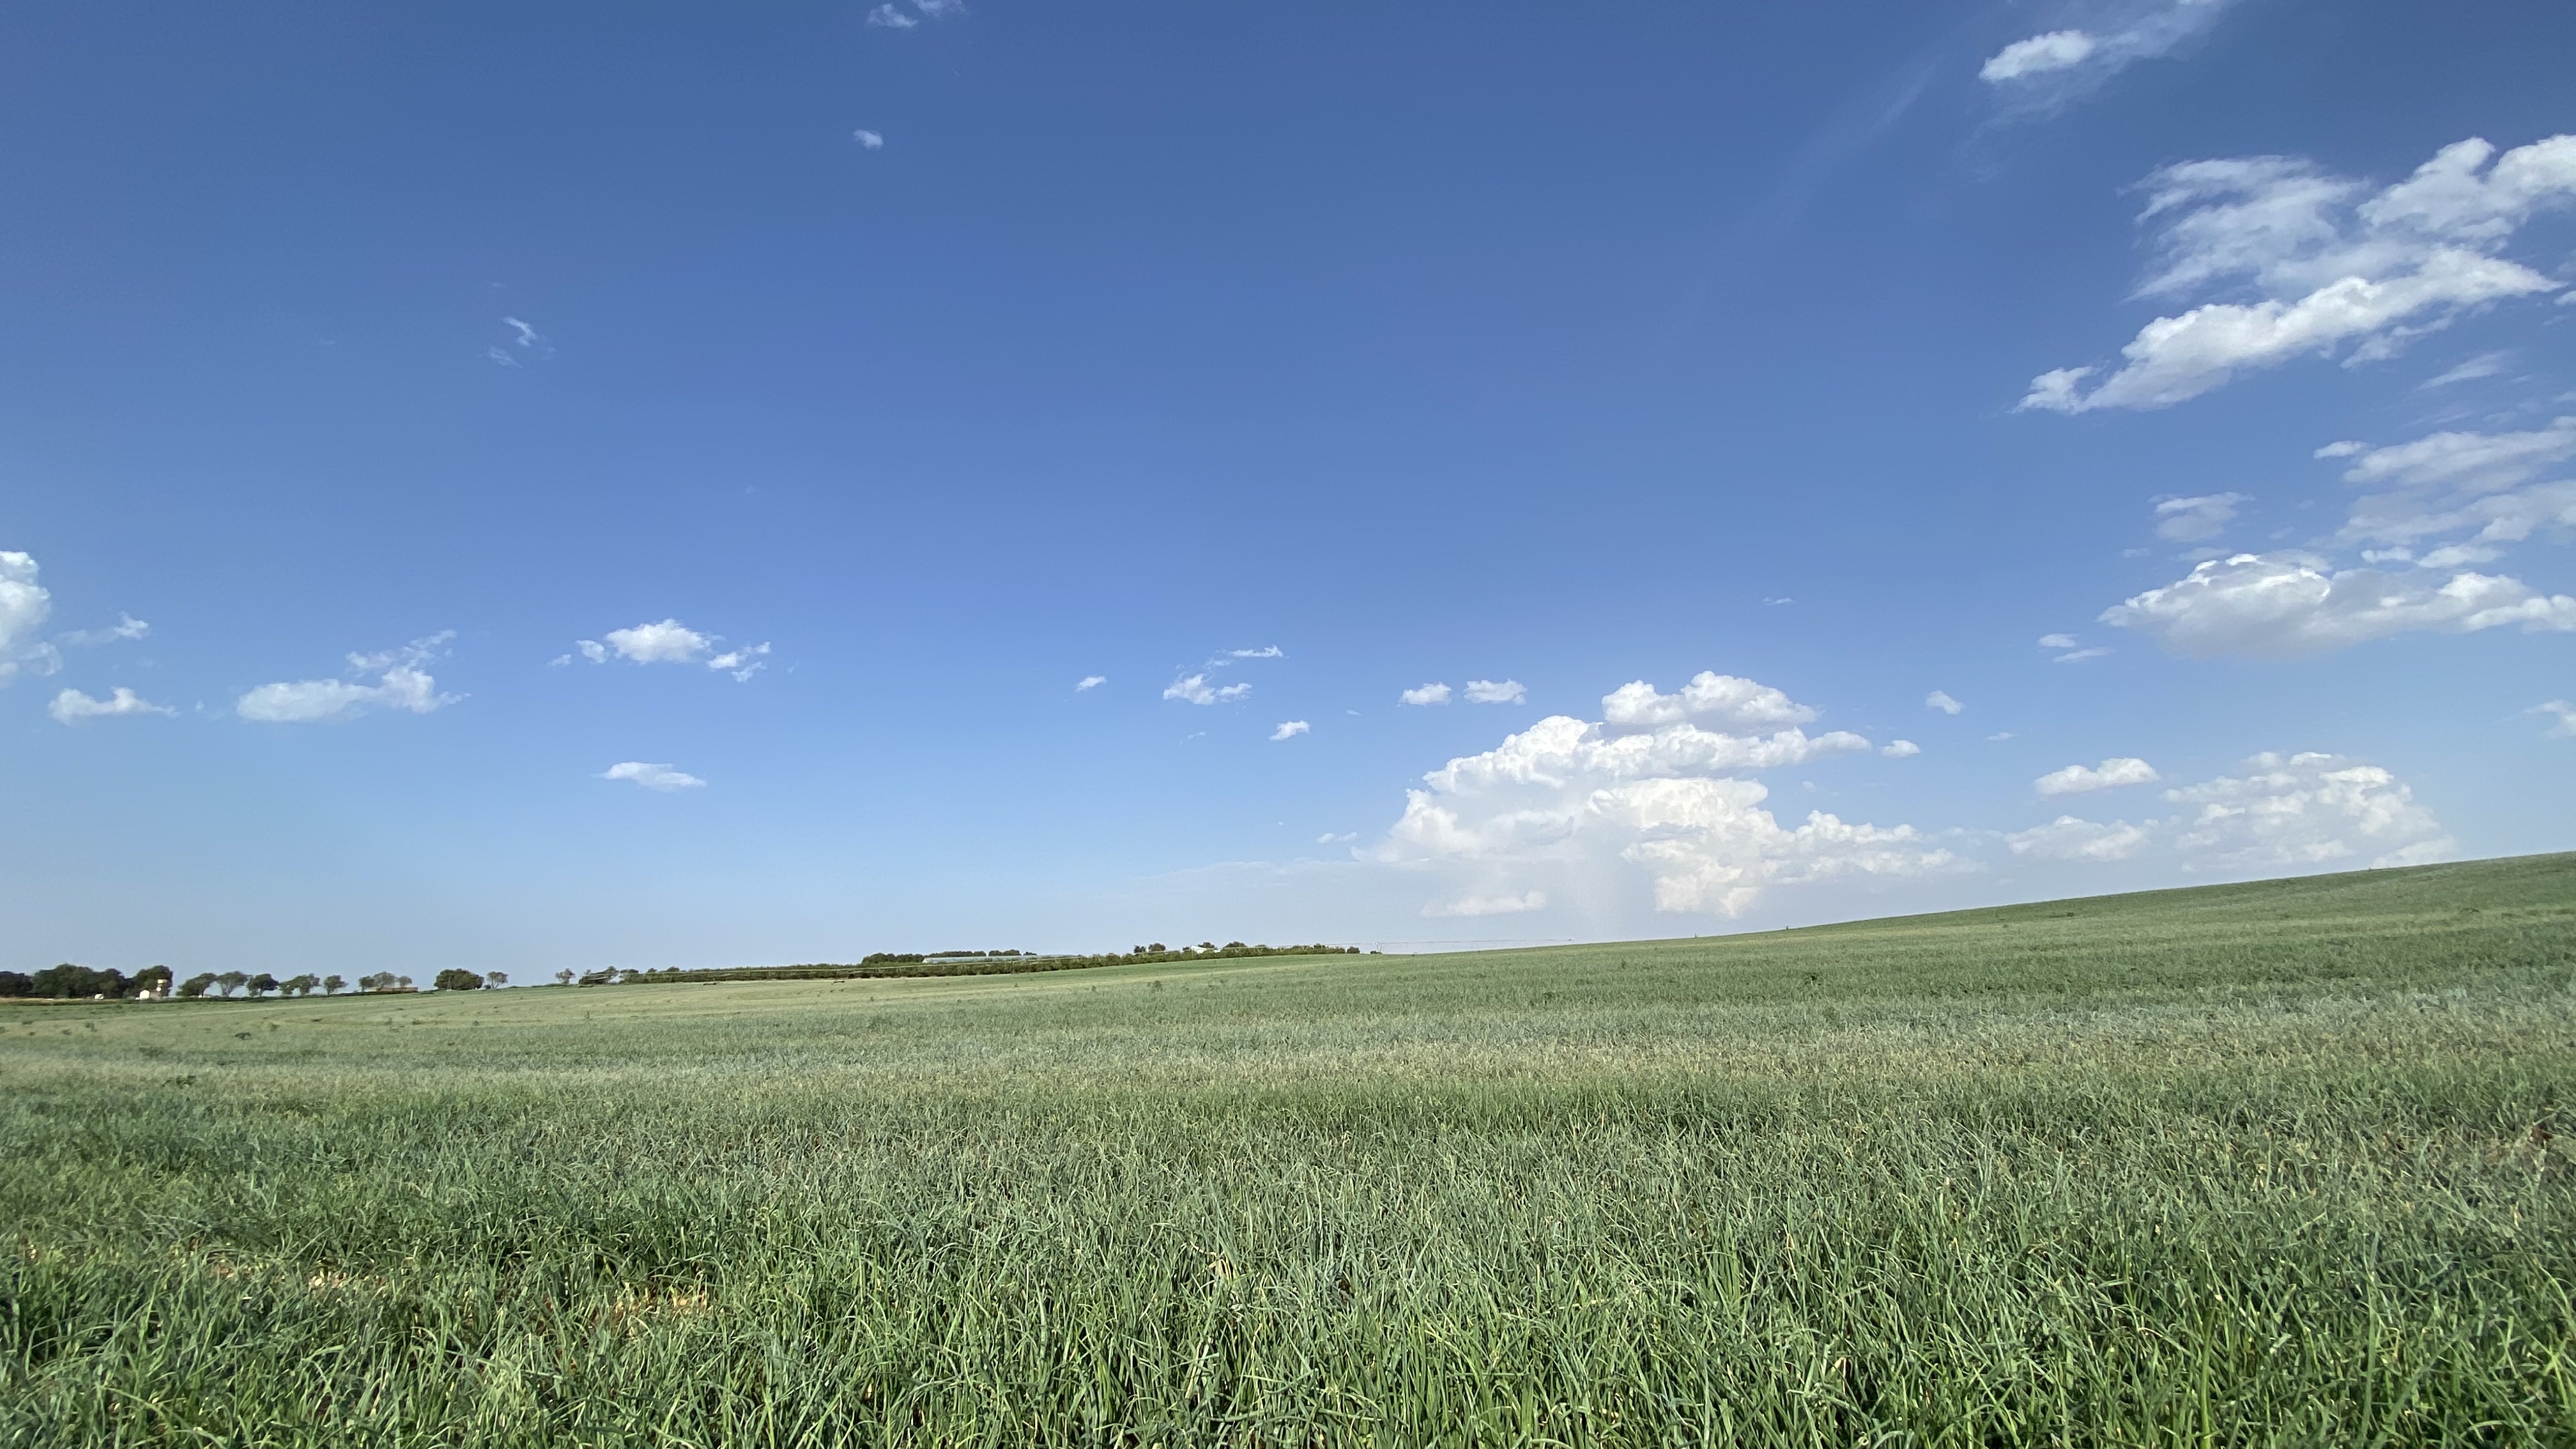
0 966 509 999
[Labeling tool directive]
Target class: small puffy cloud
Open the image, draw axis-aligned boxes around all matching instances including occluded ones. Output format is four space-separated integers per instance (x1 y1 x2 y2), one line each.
2154 492 2246 542
1981 29 2097 82
1399 682 1452 707
865 3 917 26
2532 700 2576 739
1881 739 1920 758
601 762 706 792
601 619 710 663
1926 690 1964 715
1227 645 1284 660
58 613 149 647
2037 633 2079 649
1271 720 1310 741
1165 673 1250 705
0 550 56 685
2035 756 2161 796
853 129 885 150
238 632 460 724
2021 135 2576 413
576 620 769 679
1602 672 1818 729
1376 673 1951 918
1076 675 1107 692
2006 815 2155 861
2167 752 2452 870
1464 678 1526 705
1423 890 1547 917
2103 553 2576 658
49 687 175 724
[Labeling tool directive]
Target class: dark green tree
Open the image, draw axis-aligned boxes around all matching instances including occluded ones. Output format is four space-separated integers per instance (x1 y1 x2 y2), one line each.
322 974 345 995
177 973 215 999
434 968 485 992
216 970 248 998
247 973 279 997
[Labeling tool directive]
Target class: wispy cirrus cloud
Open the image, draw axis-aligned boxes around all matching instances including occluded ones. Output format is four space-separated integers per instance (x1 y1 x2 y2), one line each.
238 632 461 724
2021 134 2576 413
1979 0 2250 109
601 762 706 792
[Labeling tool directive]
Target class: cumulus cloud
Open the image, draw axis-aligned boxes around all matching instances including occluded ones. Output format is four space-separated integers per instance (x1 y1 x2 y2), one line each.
2532 700 2576 739
1374 673 1953 918
1882 739 1921 758
1399 682 1452 707
854 129 885 150
0 550 57 686
601 762 706 792
1076 675 1106 692
2021 135 2576 413
2006 815 2154 861
1423 890 1547 917
1271 720 1310 741
1165 673 1250 705
1926 690 1964 715
2035 756 2161 796
2154 492 2246 542
238 632 460 723
2167 752 2453 870
573 620 769 680
49 687 175 724
2038 633 2078 649
1464 678 1527 705
2103 552 2576 657
2006 751 2451 871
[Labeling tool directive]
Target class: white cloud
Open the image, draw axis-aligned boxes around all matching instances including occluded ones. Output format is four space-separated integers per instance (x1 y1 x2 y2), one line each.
1979 1 2246 103
2006 815 2155 861
58 613 148 647
1926 690 1964 715
1464 678 1527 705
1317 831 1358 845
1981 29 2097 82
0 550 56 686
2035 756 2161 796
2055 647 2113 663
2420 351 2510 388
2037 632 2079 649
2532 700 2576 739
2325 417 2576 493
853 129 885 150
2102 552 2576 658
2166 752 2453 870
575 620 769 679
1399 682 1452 707
1603 671 1818 729
49 687 175 724
2154 492 2246 542
2321 418 2576 565
1374 673 1952 918
865 3 917 26
238 632 460 723
2021 135 2576 413
601 762 706 792
1271 720 1310 741
1882 739 1921 758
1076 675 1107 692
1164 673 1250 705
1423 890 1547 917
1227 645 1284 659
601 619 711 663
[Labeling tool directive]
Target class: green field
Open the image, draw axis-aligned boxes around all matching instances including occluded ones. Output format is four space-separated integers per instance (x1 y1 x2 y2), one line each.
6 855 2576 1445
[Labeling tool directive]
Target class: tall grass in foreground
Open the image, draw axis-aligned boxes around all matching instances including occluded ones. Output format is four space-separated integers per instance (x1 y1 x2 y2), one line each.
5 854 2576 1445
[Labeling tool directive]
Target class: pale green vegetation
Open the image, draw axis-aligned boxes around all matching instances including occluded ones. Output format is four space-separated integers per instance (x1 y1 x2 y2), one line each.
4 854 2576 1445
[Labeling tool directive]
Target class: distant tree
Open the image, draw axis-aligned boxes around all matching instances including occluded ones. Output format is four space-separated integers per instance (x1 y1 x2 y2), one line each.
177 973 215 999
396 976 414 991
322 974 346 995
33 963 126 998
132 965 173 997
216 970 248 998
1147 943 1167 953
284 974 319 997
0 971 30 998
555 969 574 986
618 969 643 983
434 969 485 992
487 971 508 988
247 973 279 998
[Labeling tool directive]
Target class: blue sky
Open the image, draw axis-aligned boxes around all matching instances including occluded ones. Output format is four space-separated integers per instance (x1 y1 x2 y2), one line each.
5 0 2574 974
